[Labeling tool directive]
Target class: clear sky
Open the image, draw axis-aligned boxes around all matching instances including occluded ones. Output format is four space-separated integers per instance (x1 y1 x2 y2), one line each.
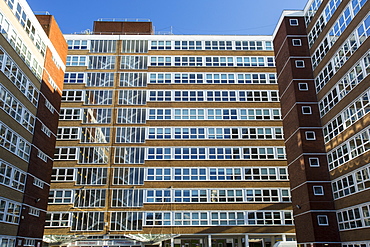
27 0 309 35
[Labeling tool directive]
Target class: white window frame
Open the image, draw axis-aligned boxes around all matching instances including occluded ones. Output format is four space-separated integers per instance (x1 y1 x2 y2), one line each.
292 39 302 46
28 207 40 217
309 157 320 167
295 60 305 68
298 83 308 91
317 215 329 226
305 131 316 140
290 19 299 26
313 186 324 195
302 106 312 114
33 178 44 189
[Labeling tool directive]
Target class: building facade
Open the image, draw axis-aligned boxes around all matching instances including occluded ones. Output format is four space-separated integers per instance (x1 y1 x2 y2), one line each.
0 0 67 246
43 21 296 247
273 0 369 246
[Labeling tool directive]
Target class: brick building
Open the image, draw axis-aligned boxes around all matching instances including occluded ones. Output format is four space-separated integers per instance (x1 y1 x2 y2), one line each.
0 0 67 246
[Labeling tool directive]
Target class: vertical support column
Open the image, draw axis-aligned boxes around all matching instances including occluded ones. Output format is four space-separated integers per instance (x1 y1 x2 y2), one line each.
238 236 243 247
282 234 286 241
171 238 174 247
244 234 249 247
208 235 212 247
271 236 276 246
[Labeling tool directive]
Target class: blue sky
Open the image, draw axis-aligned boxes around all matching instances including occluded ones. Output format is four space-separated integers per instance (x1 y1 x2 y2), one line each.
28 0 308 35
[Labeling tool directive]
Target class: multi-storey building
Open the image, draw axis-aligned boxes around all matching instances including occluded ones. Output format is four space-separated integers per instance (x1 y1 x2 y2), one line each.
273 0 369 246
43 20 296 247
0 0 67 246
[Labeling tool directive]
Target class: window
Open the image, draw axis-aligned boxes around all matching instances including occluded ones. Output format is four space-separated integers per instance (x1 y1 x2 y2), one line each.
86 72 114 87
317 215 329 225
88 56 115 69
59 108 81 120
112 189 144 207
44 100 55 113
80 127 110 143
74 189 106 208
67 40 88 50
0 84 36 132
145 167 288 181
151 56 172 66
146 127 283 140
247 211 293 225
305 131 316 140
328 128 370 170
0 198 21 224
122 40 148 53
57 127 79 140
309 157 320 167
118 90 146 105
292 39 302 46
120 72 147 87
54 147 78 160
117 108 146 124
51 168 74 182
246 189 290 202
295 60 305 68
151 40 171 50
145 147 285 160
337 203 370 230
148 109 172 120
113 167 144 185
298 83 308 90
302 106 312 114
83 108 112 123
71 212 104 231
90 40 116 53
245 167 288 180
33 178 44 189
323 90 370 143
85 90 113 105
0 159 26 191
174 56 202 66
121 56 148 69
147 72 277 84
49 190 73 204
332 163 370 199
318 53 369 116
173 168 207 181
111 212 143 230
78 147 109 164
175 40 202 50
205 41 233 50
146 168 172 181
24 239 35 246
64 72 85 84
45 212 70 227
0 237 15 246
290 19 299 26
28 207 40 217
116 127 145 143
149 91 172 101
313 186 324 195
76 167 107 185
41 124 52 137
0 122 31 161
37 150 48 162
114 147 145 164
66 55 86 66
0 47 40 106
